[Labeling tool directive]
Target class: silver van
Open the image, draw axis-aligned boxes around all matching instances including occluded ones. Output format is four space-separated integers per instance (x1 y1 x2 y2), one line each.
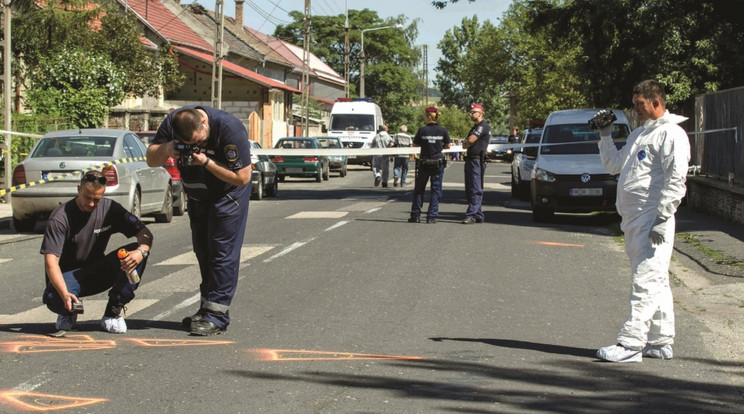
530 109 631 222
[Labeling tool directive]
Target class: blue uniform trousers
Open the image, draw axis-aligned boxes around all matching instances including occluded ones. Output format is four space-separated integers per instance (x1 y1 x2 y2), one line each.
42 242 147 315
188 185 251 328
410 163 445 221
464 158 485 221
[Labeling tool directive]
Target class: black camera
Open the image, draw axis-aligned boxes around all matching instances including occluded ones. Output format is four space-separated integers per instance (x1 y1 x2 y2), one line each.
174 142 200 166
588 109 617 130
71 300 84 314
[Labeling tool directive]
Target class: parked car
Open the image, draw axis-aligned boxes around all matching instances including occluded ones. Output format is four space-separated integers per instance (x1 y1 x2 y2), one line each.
487 136 512 161
271 137 329 182
11 129 173 232
510 127 542 198
530 109 631 222
249 140 279 200
315 136 348 177
136 131 186 215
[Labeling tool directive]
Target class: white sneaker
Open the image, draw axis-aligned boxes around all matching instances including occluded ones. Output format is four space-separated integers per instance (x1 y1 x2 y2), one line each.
643 344 673 359
101 316 127 333
56 314 77 331
596 344 642 363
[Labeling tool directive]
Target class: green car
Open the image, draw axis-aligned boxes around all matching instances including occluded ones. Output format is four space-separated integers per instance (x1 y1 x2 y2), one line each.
272 137 330 182
315 136 348 177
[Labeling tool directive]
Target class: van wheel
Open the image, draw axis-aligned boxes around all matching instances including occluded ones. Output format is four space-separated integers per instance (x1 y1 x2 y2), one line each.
13 216 36 233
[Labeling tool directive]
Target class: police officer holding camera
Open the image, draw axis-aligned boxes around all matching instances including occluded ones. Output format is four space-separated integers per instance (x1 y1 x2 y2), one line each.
147 106 252 336
408 107 451 224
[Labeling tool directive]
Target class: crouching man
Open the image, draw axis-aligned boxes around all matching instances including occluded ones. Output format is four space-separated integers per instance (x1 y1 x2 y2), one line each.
41 170 153 334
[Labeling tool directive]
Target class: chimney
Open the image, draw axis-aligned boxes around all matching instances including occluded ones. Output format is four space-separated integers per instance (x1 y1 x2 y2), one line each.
235 0 244 28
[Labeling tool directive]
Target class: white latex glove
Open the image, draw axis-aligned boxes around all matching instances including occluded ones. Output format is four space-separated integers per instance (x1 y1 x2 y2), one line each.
599 125 612 138
649 217 667 245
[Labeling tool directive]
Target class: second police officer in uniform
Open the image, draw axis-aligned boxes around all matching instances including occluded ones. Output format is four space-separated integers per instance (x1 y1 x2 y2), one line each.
408 107 451 224
146 106 252 336
461 103 491 224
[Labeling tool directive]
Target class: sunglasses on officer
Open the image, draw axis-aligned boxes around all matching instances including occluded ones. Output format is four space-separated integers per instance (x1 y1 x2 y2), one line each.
469 110 481 115
82 174 107 185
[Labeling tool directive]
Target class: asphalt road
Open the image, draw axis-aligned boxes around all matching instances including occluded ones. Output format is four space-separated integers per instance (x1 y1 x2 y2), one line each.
0 160 742 413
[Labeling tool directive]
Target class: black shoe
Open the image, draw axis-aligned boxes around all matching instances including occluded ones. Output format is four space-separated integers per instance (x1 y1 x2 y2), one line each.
394 178 398 187
476 219 485 223
181 312 203 329
408 217 420 223
374 176 381 186
382 183 388 187
426 219 437 224
461 217 476 224
190 320 226 336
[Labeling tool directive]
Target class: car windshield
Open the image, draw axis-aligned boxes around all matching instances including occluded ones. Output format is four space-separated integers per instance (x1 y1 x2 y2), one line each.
276 140 315 149
32 136 115 158
316 138 341 148
490 137 508 144
330 114 375 132
540 124 628 155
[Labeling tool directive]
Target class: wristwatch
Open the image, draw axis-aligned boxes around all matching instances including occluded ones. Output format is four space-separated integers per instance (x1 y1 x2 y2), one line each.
137 247 149 259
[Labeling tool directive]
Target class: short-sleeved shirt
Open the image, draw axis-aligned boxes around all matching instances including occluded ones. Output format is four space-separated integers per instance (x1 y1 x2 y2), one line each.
40 198 146 272
413 123 451 160
466 120 491 156
152 105 252 202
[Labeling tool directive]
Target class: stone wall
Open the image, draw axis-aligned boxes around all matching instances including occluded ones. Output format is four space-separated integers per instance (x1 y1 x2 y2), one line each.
686 176 744 225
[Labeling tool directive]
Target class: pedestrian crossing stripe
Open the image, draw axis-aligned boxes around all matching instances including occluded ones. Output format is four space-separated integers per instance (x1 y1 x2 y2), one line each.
155 244 275 266
0 299 158 327
286 211 349 219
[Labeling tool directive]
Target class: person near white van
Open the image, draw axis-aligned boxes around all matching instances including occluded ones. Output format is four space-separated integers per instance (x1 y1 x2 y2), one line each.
371 124 393 187
596 79 691 363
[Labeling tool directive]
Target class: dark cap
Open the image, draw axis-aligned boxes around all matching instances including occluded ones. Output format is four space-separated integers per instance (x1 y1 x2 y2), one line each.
425 107 438 113
470 103 484 112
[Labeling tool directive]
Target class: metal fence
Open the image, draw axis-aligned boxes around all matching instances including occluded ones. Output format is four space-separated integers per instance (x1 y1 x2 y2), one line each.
693 87 744 183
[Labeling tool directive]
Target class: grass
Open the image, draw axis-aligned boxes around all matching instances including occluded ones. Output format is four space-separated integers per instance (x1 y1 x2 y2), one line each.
678 232 744 269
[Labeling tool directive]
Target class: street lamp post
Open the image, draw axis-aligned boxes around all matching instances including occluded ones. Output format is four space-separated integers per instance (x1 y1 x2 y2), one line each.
360 23 403 98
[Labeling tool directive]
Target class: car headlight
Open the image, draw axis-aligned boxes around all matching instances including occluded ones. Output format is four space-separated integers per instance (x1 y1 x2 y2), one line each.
534 168 556 182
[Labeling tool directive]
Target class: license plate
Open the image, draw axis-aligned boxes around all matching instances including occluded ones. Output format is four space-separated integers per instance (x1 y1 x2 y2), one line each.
570 188 602 196
286 167 303 173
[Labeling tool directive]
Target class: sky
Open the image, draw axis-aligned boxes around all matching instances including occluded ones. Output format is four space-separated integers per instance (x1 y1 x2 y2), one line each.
198 0 513 84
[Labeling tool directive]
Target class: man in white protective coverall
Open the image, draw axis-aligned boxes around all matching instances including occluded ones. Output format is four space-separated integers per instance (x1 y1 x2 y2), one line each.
596 79 690 363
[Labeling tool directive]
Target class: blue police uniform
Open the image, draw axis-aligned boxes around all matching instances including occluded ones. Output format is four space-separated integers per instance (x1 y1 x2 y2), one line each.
410 122 451 223
464 119 490 222
153 106 252 331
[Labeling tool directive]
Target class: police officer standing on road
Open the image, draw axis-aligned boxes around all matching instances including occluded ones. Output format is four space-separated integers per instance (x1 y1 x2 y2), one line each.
147 106 252 336
461 103 491 224
409 107 451 224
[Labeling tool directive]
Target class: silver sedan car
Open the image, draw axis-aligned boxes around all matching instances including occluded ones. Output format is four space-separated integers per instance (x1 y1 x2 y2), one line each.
10 129 173 232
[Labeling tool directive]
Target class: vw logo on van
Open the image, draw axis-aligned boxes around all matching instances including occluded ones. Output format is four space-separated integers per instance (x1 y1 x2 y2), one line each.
581 173 591 183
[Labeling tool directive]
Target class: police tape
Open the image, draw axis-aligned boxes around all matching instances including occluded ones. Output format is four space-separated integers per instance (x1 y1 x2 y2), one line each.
0 157 147 197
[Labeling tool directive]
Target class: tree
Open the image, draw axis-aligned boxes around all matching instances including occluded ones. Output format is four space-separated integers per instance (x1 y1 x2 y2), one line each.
10 0 183 125
273 8 421 128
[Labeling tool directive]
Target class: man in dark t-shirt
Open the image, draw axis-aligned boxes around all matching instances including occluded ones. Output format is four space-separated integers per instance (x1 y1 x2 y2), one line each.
409 107 451 224
41 170 153 334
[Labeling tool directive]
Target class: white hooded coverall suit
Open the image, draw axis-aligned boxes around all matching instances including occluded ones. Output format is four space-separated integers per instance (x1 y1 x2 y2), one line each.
598 111 690 350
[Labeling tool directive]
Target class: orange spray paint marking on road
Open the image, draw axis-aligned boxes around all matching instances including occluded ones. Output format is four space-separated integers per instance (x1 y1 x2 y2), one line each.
531 241 585 248
0 390 106 411
0 335 116 354
124 338 234 347
248 348 423 361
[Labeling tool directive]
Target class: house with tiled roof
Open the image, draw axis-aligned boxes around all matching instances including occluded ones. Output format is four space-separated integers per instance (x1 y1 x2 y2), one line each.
113 0 302 147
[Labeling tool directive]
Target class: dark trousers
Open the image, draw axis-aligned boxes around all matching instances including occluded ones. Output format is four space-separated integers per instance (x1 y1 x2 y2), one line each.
42 242 147 315
188 184 251 328
410 164 445 221
464 158 485 221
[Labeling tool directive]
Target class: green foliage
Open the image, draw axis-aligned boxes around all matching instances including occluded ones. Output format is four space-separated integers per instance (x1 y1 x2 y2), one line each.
274 9 421 126
434 107 473 139
0 114 75 179
27 48 125 127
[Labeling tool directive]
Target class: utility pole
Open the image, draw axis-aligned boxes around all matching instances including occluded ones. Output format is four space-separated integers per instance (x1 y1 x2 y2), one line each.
2 1 11 201
211 0 225 109
301 0 311 137
422 45 428 105
343 2 349 98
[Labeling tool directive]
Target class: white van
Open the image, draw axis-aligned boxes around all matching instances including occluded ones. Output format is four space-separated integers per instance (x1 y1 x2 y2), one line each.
530 109 632 222
328 98 383 164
